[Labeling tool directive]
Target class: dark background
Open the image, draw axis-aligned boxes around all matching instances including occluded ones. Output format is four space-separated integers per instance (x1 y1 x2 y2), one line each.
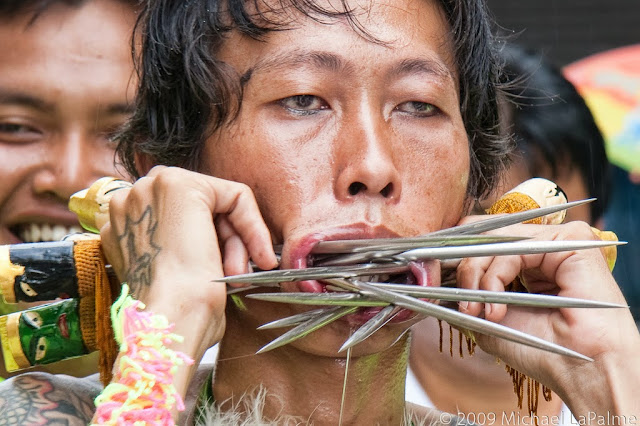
486 0 639 67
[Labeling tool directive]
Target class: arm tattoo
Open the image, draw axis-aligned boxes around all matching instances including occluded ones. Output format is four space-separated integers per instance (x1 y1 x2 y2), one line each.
0 373 101 425
118 205 161 296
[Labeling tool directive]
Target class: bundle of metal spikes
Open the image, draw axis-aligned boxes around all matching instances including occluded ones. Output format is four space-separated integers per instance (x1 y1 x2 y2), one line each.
216 199 626 361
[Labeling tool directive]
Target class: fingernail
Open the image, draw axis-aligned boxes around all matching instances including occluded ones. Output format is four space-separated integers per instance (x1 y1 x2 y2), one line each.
459 301 468 311
485 303 492 317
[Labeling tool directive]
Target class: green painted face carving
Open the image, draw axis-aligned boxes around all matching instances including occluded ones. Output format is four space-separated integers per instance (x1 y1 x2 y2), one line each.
18 299 87 365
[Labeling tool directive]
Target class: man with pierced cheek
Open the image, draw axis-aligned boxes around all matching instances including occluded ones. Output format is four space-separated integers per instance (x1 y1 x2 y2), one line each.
0 0 638 425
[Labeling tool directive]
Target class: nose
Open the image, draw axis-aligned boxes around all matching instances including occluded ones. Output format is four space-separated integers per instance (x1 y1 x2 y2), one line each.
33 132 112 201
333 110 401 201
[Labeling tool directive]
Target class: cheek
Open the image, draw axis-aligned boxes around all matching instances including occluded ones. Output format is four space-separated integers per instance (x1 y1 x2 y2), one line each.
0 148 42 198
402 131 470 202
201 131 321 230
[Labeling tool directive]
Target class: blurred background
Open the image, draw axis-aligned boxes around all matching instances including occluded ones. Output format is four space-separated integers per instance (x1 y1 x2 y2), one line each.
487 0 639 67
488 0 640 321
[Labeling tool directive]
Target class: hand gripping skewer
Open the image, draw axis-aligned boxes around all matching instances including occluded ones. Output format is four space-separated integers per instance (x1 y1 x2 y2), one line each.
60 179 626 362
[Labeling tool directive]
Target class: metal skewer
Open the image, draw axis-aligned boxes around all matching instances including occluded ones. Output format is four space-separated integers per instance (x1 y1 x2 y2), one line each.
429 199 594 236
395 239 624 261
257 308 336 329
256 306 358 353
217 239 623 284
344 279 593 361
339 305 401 352
313 235 527 254
313 199 593 265
247 286 626 309
216 263 409 284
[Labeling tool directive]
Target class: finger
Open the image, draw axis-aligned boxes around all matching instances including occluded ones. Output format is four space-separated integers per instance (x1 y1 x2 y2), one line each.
216 215 251 284
477 255 524 322
456 256 492 316
98 183 134 280
197 176 278 270
156 168 278 269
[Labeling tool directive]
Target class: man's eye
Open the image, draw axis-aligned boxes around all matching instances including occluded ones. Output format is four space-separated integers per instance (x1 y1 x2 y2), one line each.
0 122 42 142
278 95 328 115
395 101 438 117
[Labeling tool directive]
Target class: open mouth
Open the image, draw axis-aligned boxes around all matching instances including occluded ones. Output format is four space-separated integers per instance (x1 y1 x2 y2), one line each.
293 248 435 324
10 224 83 243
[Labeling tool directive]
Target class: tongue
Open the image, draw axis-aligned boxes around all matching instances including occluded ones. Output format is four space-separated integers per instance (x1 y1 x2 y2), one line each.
299 280 325 293
409 261 440 287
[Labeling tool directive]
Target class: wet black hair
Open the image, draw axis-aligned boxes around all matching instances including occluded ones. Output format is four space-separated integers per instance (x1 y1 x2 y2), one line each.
500 44 611 221
117 0 510 200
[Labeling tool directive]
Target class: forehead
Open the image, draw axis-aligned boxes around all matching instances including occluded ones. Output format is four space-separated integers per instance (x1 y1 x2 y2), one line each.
218 0 457 86
0 0 135 99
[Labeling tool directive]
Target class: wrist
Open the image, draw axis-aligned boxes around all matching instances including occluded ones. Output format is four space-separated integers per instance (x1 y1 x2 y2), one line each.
93 287 197 424
557 335 640 417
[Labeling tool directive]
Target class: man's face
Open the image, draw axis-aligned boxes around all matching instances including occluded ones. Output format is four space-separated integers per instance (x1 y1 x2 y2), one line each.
202 0 470 354
0 0 135 244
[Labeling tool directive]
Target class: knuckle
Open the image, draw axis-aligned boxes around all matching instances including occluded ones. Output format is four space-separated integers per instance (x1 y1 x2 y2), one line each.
456 260 474 276
152 166 183 188
562 220 595 239
234 181 253 197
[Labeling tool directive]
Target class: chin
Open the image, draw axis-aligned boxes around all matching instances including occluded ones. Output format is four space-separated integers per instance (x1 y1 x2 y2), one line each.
287 310 419 358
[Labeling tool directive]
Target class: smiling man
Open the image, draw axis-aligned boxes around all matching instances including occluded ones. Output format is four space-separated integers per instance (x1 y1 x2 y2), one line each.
0 0 135 247
0 0 137 381
0 0 638 425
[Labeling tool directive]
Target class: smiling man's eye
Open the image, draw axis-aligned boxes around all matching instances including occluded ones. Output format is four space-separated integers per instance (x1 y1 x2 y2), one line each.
278 95 328 115
0 122 42 143
395 101 438 117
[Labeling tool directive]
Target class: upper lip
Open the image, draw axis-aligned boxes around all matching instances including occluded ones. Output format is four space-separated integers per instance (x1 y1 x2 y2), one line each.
6 210 82 230
282 224 404 271
5 211 83 243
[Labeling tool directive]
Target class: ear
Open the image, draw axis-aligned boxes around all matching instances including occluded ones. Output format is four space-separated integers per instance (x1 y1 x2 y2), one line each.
134 152 155 176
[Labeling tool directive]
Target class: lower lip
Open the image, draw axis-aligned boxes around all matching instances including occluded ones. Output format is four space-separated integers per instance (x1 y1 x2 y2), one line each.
2 228 22 245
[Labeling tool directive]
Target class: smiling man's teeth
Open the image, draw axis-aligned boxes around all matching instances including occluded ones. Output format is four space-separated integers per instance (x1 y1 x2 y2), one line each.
19 224 83 243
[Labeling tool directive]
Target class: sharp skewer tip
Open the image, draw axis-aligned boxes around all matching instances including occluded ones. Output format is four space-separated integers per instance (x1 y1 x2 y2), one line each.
348 279 593 361
256 306 357 354
338 305 400 352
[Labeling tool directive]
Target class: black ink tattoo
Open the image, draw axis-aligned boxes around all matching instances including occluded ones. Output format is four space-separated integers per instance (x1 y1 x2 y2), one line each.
118 205 161 296
0 373 101 425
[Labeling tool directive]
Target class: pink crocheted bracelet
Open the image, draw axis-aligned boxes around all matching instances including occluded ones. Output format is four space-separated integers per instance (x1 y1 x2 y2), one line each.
92 285 194 425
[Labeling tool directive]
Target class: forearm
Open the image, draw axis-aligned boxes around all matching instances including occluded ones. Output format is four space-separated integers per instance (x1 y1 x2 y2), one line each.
144 300 219 398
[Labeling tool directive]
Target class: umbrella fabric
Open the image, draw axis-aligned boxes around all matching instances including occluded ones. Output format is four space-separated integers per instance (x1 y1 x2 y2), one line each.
564 44 640 173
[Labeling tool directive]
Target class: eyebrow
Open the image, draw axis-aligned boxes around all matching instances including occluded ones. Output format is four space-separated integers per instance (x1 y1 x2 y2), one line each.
240 50 353 86
240 51 455 88
105 103 135 115
0 89 134 116
389 58 455 82
0 89 55 113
